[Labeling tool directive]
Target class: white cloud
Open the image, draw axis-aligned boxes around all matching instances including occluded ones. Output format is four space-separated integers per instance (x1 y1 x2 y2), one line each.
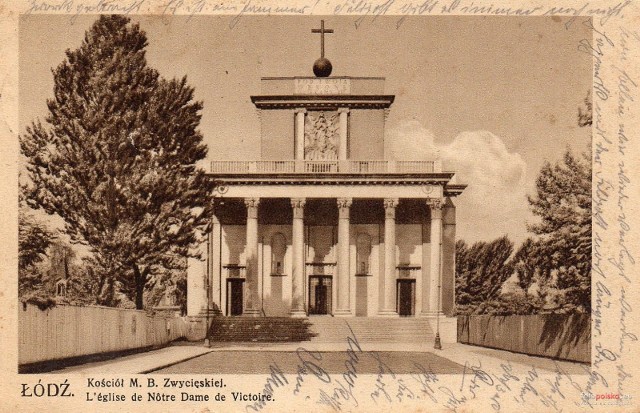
386 121 531 244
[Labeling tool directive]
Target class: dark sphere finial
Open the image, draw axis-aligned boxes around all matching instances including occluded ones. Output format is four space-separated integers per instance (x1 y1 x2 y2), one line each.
313 57 332 77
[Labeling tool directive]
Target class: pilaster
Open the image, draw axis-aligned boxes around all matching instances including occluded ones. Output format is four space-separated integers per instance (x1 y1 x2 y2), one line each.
294 109 307 167
210 213 222 314
338 108 349 161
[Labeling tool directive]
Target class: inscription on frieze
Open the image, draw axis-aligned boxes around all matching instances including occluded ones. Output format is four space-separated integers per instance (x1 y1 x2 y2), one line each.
294 78 351 95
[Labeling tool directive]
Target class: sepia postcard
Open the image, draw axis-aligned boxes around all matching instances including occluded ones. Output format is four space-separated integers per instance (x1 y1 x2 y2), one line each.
1 0 639 412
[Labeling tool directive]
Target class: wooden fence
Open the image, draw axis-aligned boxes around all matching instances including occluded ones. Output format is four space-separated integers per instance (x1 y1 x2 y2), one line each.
457 314 590 363
19 303 187 365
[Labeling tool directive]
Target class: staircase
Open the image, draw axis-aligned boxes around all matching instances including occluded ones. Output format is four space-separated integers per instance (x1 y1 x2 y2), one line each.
308 317 435 344
208 317 316 342
207 316 435 344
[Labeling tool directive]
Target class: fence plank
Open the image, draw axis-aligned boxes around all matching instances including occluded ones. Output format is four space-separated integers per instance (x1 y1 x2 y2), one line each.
18 304 188 365
458 314 590 363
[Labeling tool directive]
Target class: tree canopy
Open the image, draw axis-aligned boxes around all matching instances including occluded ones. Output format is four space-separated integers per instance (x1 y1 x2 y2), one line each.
455 236 514 310
21 15 215 309
526 149 591 311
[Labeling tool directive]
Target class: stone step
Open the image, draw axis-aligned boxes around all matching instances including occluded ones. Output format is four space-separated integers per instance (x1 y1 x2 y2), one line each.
308 317 435 343
207 316 436 343
208 317 316 342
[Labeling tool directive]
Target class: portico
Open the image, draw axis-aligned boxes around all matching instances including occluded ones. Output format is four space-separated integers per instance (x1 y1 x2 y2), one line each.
190 188 462 319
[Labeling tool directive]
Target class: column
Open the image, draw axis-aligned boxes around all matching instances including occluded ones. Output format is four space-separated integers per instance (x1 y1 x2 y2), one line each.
335 198 352 316
210 213 222 314
380 198 399 316
295 109 306 171
290 198 307 317
244 198 260 316
338 108 349 161
427 198 444 314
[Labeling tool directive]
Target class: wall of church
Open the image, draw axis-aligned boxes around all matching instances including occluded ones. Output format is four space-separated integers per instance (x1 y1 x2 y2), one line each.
396 224 422 266
349 110 385 159
396 224 423 315
260 225 293 316
350 224 380 316
442 199 456 316
260 110 295 160
187 253 206 316
219 225 246 315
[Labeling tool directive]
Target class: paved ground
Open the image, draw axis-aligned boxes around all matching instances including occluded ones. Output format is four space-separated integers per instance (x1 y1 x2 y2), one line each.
48 341 588 375
52 346 214 374
153 350 465 374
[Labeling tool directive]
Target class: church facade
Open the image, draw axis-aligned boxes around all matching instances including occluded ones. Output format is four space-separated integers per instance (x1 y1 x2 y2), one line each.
187 23 466 340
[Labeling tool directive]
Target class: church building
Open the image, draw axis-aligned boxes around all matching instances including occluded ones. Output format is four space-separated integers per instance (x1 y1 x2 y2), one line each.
187 21 466 342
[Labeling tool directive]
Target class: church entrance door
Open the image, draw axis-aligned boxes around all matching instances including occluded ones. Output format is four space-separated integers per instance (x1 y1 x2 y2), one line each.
309 276 332 315
397 279 416 316
227 279 244 316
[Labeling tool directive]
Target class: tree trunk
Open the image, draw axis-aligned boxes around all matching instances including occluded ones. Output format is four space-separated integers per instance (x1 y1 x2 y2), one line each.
133 265 146 310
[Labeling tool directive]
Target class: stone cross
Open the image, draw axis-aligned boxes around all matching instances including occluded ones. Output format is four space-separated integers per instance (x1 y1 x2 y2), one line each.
312 20 334 58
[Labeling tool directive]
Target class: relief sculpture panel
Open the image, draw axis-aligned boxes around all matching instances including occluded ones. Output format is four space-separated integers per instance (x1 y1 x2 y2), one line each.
304 111 338 160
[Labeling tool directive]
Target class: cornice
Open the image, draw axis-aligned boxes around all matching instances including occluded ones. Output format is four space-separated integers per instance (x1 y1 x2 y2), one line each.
207 174 455 187
444 184 468 197
251 95 395 110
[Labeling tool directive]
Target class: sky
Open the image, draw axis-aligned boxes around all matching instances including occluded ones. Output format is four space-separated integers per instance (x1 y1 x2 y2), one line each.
19 15 592 245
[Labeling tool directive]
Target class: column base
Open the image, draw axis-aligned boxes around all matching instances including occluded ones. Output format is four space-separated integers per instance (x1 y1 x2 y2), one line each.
419 311 444 317
333 309 352 317
243 309 261 317
377 310 399 317
290 309 307 318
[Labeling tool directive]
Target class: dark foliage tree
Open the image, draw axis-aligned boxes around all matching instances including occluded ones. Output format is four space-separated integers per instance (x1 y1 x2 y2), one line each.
21 15 215 309
455 235 514 313
510 237 550 292
18 209 52 271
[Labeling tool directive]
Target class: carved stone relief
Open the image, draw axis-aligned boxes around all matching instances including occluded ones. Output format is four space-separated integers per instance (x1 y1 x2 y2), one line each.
304 111 338 160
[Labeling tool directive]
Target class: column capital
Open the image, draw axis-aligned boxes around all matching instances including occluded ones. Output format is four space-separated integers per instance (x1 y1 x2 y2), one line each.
294 108 307 114
337 198 352 219
244 198 260 219
426 198 444 219
337 197 352 209
291 198 306 219
384 198 399 219
244 198 260 208
337 107 350 114
291 198 306 209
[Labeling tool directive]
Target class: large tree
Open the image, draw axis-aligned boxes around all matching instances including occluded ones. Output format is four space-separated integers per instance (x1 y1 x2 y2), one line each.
526 150 591 312
21 15 215 309
455 236 514 312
